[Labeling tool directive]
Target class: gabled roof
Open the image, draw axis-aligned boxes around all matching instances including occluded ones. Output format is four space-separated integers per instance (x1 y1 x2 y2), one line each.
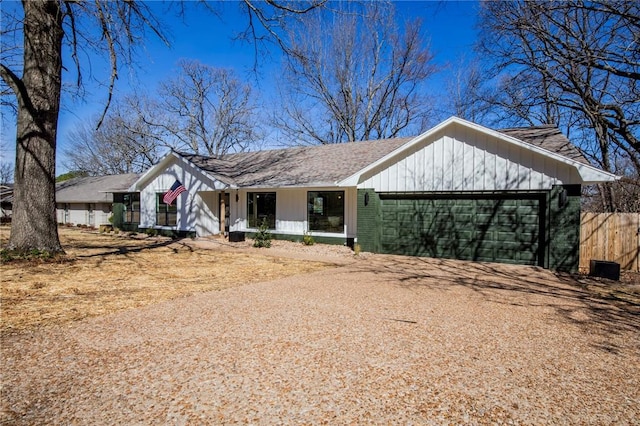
56 173 140 203
132 117 617 191
339 117 617 186
178 137 413 188
499 125 590 165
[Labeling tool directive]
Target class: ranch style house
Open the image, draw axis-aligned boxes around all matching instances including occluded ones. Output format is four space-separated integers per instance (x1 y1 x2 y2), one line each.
61 117 619 272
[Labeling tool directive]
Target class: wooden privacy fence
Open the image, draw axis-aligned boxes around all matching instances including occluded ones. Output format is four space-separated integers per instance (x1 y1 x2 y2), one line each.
580 213 640 273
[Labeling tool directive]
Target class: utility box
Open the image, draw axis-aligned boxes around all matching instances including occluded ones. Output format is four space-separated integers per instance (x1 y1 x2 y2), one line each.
589 260 621 281
228 231 245 242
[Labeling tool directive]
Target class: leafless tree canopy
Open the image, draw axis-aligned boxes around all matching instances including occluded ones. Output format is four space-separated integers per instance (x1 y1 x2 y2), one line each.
64 100 166 176
0 0 323 252
156 60 259 157
475 0 640 212
65 60 261 173
273 3 436 145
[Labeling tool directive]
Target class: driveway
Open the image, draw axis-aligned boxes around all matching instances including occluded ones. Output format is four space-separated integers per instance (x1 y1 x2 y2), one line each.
2 254 639 424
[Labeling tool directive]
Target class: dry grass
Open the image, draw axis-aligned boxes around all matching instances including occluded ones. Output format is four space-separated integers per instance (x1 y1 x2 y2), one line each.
0 227 333 334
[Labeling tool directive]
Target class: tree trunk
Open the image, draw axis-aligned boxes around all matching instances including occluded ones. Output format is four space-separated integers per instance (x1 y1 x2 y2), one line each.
7 1 63 253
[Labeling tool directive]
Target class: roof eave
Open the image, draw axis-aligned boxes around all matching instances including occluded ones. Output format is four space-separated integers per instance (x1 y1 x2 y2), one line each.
127 152 180 192
336 116 459 186
576 164 620 184
127 151 237 191
337 116 621 186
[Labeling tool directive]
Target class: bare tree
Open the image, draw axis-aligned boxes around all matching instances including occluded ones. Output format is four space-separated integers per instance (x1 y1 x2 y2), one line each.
65 60 260 171
0 1 323 253
475 1 639 211
156 60 259 157
442 56 488 123
273 3 436 145
0 1 169 253
0 140 13 185
64 102 166 175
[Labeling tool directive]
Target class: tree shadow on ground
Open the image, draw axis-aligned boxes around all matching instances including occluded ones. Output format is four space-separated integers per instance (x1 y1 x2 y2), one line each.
353 255 640 353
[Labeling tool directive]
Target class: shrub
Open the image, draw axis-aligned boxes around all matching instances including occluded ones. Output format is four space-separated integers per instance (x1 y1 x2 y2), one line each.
145 228 158 237
302 232 315 246
253 218 272 248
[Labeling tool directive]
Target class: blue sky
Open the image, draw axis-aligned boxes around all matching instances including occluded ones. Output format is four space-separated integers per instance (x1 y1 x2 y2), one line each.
0 0 480 174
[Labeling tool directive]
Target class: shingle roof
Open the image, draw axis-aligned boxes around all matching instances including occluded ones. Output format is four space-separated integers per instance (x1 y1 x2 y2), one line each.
498 125 590 165
0 184 13 204
172 122 594 189
179 137 413 188
56 173 140 203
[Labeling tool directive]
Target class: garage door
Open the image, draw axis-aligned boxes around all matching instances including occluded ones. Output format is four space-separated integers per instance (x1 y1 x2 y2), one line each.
379 193 546 266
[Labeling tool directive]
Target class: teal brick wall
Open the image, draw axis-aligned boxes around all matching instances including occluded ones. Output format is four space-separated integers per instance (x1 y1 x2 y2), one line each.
547 185 581 272
356 189 381 253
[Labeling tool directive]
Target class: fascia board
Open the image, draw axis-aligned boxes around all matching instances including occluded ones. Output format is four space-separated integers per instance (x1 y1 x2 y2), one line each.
337 116 619 186
127 151 180 192
465 119 620 183
336 116 460 187
127 151 237 192
176 154 237 189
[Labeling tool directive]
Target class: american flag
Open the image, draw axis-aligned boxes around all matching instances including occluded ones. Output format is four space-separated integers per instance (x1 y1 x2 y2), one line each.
163 180 186 205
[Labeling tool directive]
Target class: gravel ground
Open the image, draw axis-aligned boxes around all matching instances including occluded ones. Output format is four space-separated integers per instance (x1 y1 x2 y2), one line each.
2 246 639 425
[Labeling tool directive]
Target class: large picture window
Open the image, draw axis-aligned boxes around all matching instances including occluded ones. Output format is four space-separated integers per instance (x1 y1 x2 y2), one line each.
156 193 177 226
247 192 276 229
123 193 140 224
308 191 344 233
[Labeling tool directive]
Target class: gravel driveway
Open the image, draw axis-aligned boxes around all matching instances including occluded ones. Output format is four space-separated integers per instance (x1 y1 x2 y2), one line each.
2 253 639 425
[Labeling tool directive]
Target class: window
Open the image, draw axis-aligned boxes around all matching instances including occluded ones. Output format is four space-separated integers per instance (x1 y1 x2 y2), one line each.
247 192 276 229
123 193 140 223
156 193 177 226
308 191 344 233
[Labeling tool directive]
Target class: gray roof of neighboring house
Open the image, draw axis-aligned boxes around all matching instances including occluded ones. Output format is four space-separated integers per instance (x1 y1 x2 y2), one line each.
178 125 591 188
499 125 590 165
180 137 414 188
56 173 140 203
0 184 13 204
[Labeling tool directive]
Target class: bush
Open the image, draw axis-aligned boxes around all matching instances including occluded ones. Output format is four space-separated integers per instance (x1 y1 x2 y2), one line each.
145 228 158 237
253 219 272 248
302 232 314 246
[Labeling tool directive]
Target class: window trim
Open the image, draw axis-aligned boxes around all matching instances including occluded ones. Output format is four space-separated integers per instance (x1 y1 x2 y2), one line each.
307 190 345 234
246 191 277 229
156 193 177 227
123 193 140 224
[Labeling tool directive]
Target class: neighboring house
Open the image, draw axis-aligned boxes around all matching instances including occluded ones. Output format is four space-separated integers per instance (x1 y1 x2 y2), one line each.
56 174 140 228
0 184 12 222
128 117 618 271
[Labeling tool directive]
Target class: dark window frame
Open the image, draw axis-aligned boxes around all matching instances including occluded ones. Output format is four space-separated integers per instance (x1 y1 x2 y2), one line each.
247 192 276 229
123 193 140 224
156 193 177 227
307 191 345 233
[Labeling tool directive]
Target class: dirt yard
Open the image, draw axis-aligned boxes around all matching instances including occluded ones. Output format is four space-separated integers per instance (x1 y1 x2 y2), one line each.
2 226 639 424
0 227 337 334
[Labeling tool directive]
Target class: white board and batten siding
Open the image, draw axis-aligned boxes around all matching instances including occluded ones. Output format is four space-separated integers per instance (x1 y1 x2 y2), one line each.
233 187 358 239
358 124 581 193
138 157 222 235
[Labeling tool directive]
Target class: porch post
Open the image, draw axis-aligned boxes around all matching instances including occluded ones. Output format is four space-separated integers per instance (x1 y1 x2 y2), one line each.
220 192 226 236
